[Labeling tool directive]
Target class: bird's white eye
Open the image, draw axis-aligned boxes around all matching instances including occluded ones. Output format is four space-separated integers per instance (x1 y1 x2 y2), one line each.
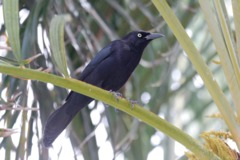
137 33 142 38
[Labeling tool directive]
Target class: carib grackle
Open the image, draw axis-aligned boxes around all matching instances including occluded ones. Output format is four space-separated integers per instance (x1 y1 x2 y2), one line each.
43 31 164 147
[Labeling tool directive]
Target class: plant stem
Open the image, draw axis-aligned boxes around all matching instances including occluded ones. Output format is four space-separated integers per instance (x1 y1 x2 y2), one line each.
0 65 220 159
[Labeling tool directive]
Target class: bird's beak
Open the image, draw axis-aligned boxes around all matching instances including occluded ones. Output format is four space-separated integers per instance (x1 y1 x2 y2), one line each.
145 33 164 40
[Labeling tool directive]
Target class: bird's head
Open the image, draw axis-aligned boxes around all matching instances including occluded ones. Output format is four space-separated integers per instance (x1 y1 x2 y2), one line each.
123 31 164 52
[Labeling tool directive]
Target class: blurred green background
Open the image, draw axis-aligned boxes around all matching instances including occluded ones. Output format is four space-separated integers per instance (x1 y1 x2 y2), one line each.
0 0 230 159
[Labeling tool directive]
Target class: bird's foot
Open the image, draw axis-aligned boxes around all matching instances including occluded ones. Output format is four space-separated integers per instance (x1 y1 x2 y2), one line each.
127 99 138 109
109 90 138 109
109 90 123 102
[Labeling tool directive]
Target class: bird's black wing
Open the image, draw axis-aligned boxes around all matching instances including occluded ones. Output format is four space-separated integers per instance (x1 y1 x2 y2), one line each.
65 43 114 101
78 44 113 81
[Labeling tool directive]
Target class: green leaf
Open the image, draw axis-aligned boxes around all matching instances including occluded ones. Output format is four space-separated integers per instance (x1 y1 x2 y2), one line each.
49 14 72 77
152 0 240 156
213 0 240 116
232 0 240 62
2 0 22 63
198 0 240 149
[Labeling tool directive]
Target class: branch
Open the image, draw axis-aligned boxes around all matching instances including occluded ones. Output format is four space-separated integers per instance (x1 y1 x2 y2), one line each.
0 64 219 159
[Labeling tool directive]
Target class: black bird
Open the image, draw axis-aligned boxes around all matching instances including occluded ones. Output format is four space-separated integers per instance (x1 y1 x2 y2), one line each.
43 31 164 147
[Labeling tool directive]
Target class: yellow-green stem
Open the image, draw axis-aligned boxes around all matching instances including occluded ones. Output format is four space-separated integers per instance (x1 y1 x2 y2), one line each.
0 65 220 159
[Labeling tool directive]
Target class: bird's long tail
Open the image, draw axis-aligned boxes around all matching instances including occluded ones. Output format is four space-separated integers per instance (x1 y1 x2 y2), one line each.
43 93 93 147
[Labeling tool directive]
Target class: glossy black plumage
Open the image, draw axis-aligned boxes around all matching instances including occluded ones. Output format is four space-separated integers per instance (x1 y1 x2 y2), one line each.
43 31 163 147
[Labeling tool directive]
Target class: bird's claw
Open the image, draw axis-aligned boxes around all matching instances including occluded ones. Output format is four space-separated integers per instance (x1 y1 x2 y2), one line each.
109 90 138 109
128 99 138 109
110 90 123 102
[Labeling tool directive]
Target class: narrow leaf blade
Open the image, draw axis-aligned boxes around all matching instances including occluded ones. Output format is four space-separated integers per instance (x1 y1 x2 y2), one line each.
152 0 240 151
49 14 71 77
232 0 240 62
2 0 22 63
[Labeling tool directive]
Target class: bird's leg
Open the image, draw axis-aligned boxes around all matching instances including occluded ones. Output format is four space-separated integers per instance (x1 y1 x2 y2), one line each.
109 90 138 109
109 90 139 110
109 90 123 113
109 90 123 102
127 99 139 109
